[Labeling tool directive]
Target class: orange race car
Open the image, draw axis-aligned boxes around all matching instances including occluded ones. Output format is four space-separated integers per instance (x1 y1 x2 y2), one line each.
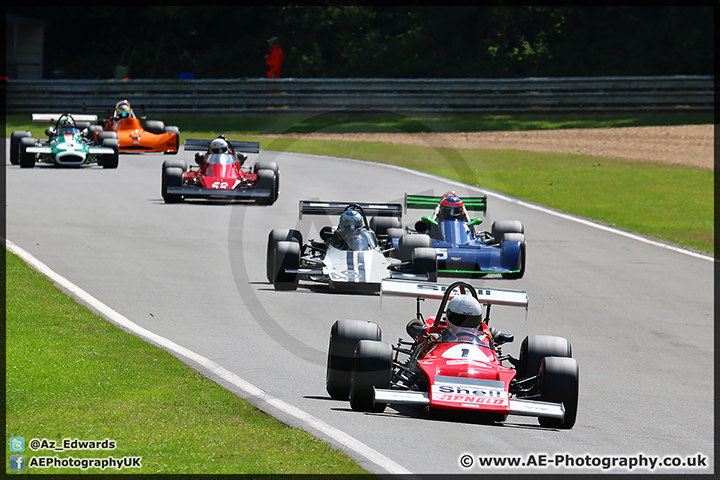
90 100 180 154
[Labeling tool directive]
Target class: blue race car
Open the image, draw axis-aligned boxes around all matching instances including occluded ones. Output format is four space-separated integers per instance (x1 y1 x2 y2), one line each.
387 192 526 279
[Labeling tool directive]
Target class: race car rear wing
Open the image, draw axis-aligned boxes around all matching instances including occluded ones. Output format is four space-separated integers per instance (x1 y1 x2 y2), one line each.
32 113 99 123
380 278 528 308
299 201 403 219
404 193 487 214
184 139 260 154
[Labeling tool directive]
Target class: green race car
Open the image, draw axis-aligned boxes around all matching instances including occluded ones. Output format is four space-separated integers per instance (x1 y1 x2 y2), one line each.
10 113 119 168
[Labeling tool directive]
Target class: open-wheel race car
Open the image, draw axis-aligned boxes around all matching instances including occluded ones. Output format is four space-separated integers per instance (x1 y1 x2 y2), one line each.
89 100 179 154
10 113 119 168
325 279 579 428
396 192 526 279
161 136 278 205
267 201 438 292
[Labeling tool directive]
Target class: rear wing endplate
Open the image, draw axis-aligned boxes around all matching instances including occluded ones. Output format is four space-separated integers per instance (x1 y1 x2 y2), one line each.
299 201 403 219
380 278 528 308
184 139 260 154
404 193 487 214
32 113 98 123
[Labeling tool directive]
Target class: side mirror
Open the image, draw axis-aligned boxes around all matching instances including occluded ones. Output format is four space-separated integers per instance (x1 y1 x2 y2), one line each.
414 220 428 234
195 153 204 165
468 217 483 227
406 318 426 340
320 226 333 242
45 127 55 136
421 215 438 226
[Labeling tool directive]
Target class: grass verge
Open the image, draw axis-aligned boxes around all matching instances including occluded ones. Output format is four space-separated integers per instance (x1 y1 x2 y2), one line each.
5 251 368 475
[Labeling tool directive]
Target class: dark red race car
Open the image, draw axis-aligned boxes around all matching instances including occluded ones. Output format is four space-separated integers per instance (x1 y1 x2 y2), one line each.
161 136 279 205
325 279 579 428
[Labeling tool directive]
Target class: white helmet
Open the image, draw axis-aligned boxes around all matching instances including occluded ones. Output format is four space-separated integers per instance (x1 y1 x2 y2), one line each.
210 138 229 154
446 295 483 329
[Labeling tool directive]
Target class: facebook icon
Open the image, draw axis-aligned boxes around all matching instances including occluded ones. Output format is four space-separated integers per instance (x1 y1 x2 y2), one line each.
10 455 25 470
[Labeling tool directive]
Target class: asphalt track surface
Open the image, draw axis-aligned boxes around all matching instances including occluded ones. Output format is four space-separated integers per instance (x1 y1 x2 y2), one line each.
5 144 714 475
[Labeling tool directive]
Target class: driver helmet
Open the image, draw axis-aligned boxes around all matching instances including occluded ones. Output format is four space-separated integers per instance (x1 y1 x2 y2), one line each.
338 209 364 235
439 192 464 220
445 294 483 338
58 116 76 132
115 100 131 119
209 137 229 154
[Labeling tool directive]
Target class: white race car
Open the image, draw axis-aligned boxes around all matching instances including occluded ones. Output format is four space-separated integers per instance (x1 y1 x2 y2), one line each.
266 201 438 292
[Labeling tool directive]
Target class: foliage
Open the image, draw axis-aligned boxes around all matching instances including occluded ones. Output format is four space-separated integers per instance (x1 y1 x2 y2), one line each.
7 6 714 79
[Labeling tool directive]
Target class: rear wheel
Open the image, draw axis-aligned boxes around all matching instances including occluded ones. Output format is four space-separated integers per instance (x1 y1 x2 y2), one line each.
398 234 433 262
369 217 402 237
349 340 393 412
272 241 300 290
326 320 382 400
266 229 302 283
517 335 572 381
19 137 36 168
411 246 438 282
144 120 165 134
538 356 579 429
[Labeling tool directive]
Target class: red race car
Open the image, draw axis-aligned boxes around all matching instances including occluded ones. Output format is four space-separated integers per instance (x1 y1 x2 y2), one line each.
90 100 179 154
326 279 579 428
161 136 279 205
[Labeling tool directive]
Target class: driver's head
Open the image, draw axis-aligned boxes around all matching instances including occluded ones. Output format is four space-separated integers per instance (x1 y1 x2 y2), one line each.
439 193 464 220
338 209 364 234
58 116 75 132
446 295 483 335
209 137 229 154
115 100 131 118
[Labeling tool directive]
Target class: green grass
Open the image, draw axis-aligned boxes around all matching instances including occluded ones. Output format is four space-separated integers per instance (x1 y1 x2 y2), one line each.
4 111 713 474
249 138 713 255
5 251 369 475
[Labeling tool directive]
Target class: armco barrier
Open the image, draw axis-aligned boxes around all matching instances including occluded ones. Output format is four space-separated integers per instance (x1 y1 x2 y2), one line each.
5 76 714 115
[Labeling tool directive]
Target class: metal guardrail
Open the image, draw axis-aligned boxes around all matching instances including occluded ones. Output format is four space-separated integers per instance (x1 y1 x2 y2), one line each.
5 76 714 115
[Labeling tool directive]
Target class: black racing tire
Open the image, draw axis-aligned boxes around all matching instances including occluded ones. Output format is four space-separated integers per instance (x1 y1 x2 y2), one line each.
411 246 438 282
266 229 303 283
88 125 103 141
491 220 524 243
96 131 118 144
398 233 433 262
517 335 572 381
255 169 278 205
272 240 300 290
10 131 32 165
163 159 188 171
253 160 279 175
19 137 36 168
162 166 184 203
350 340 393 413
501 232 526 279
101 139 119 169
164 126 179 134
386 227 404 240
538 356 579 429
326 320 382 401
369 217 402 237
144 120 165 134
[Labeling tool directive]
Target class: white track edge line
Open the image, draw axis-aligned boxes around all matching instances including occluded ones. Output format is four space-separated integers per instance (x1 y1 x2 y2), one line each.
5 239 412 476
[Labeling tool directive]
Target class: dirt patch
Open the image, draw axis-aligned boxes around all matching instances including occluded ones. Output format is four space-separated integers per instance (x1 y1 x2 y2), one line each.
265 124 714 171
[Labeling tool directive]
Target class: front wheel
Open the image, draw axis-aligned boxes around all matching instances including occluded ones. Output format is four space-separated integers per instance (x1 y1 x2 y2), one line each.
349 340 393 412
101 139 119 168
326 320 382 401
19 137 36 168
538 356 579 429
162 166 184 203
10 131 32 165
411 246 438 282
256 169 278 205
266 229 302 283
272 240 300 290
